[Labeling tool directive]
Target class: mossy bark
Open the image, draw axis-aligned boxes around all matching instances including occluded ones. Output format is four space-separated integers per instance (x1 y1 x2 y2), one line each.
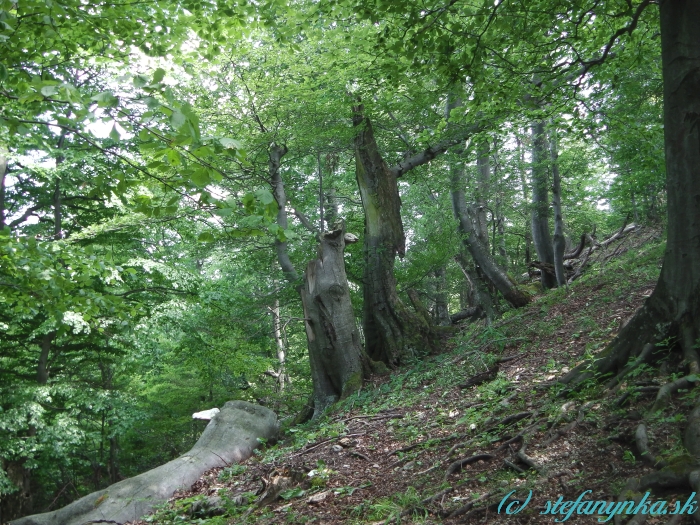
353 107 436 365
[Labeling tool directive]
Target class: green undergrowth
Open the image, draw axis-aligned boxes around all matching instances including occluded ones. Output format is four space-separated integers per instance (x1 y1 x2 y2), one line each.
142 231 700 524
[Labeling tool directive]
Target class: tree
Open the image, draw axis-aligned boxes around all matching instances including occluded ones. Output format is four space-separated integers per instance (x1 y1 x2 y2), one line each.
562 0 700 395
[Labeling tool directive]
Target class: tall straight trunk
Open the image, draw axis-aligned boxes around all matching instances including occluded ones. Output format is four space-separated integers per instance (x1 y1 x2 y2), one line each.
301 225 368 418
562 0 700 393
324 188 338 230
549 126 567 287
353 106 434 365
271 298 287 392
474 142 490 248
516 134 532 264
432 267 451 326
530 120 556 288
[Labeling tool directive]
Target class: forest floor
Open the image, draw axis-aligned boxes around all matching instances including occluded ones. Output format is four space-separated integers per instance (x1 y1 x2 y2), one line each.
131 226 699 525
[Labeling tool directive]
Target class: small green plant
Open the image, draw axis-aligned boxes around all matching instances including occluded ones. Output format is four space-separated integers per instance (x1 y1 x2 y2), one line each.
623 449 636 463
217 464 246 482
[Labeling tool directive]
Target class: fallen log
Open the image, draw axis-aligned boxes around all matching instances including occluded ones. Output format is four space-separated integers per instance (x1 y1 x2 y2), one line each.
11 401 278 525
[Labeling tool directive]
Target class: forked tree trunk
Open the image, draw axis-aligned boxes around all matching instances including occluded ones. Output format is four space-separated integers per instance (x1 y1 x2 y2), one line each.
561 0 700 390
530 120 556 289
549 126 567 287
353 107 434 365
300 225 368 418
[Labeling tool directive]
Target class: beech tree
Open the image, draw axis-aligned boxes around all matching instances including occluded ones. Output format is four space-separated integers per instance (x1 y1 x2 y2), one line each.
562 0 700 390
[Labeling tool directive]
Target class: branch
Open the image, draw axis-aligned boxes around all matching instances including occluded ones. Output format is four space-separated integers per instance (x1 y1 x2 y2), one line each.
290 207 319 233
113 287 194 298
389 121 482 178
579 0 655 73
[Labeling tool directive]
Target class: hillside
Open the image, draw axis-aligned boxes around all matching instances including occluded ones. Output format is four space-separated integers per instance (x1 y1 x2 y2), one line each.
121 227 698 525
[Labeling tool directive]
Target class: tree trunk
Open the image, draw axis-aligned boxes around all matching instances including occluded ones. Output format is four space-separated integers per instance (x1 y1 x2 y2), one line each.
549 125 567 287
353 106 434 365
9 402 278 525
530 120 556 289
516 134 533 265
474 142 491 248
269 144 298 282
271 298 287 392
451 166 530 309
300 225 368 418
561 0 700 390
432 267 451 326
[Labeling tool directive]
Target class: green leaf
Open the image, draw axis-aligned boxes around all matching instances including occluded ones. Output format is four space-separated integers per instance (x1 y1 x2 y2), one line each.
40 85 58 97
109 124 120 141
197 231 216 242
170 111 186 129
191 168 210 187
152 68 166 83
255 189 275 205
133 74 149 88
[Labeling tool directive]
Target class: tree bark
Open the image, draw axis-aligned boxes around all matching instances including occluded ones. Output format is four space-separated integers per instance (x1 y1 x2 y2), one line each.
300 225 368 418
474 142 491 249
451 167 530 309
561 0 700 388
271 298 287 392
269 143 298 282
432 267 451 326
9 402 278 525
530 120 556 289
269 145 369 419
516 134 532 264
353 106 434 365
549 125 567 287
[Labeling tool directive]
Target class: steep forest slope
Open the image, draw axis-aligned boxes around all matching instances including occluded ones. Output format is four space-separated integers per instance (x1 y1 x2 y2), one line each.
125 228 699 524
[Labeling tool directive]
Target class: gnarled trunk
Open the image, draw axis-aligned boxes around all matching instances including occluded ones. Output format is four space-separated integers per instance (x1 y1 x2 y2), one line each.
353 107 434 365
301 225 368 418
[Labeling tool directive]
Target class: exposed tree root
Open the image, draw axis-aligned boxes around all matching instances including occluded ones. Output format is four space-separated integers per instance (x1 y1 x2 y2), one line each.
516 443 545 473
458 364 499 389
635 424 668 468
606 343 658 390
614 386 659 408
444 453 494 479
652 375 697 413
388 432 465 456
544 402 593 445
